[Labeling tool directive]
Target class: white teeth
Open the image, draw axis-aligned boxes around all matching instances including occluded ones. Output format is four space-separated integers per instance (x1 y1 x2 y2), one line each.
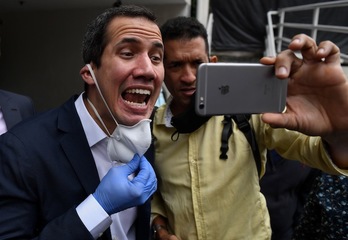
124 100 146 106
126 89 150 95
123 88 150 106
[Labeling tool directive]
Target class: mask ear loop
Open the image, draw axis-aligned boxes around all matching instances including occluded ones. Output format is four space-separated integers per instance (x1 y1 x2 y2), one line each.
86 98 112 137
86 64 119 129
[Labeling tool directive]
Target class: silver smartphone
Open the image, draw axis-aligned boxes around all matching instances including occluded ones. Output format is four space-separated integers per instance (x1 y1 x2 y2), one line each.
195 63 287 116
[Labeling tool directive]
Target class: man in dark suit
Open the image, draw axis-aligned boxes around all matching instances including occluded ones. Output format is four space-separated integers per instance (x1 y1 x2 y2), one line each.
0 5 162 240
0 89 35 133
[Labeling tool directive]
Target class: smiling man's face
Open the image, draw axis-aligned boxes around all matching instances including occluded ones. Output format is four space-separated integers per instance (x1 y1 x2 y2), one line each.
87 16 164 127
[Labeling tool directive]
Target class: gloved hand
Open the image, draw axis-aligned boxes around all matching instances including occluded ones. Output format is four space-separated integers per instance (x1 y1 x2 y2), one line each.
93 154 157 215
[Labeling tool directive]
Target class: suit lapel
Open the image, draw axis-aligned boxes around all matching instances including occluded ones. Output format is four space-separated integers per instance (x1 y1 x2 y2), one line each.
57 97 145 240
58 96 100 194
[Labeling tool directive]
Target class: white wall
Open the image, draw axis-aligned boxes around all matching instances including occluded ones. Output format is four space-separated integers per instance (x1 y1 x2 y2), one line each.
0 4 190 112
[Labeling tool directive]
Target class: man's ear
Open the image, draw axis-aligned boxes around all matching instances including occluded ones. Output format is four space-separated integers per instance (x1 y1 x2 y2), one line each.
209 55 218 63
80 64 95 85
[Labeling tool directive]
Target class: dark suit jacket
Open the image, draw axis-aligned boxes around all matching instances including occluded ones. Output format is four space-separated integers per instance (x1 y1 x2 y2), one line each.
0 89 35 129
0 95 151 240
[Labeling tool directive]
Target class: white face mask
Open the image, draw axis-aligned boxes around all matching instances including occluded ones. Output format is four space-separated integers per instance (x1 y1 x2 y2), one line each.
107 119 152 163
86 64 152 163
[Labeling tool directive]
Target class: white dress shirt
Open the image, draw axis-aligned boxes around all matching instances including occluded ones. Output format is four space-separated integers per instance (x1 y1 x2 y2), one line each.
75 93 136 240
0 107 8 135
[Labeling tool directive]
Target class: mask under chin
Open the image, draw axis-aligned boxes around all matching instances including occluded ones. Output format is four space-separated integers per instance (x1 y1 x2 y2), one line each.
107 119 152 163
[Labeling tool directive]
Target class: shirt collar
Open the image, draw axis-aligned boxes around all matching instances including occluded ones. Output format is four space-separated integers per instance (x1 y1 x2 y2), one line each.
75 93 107 147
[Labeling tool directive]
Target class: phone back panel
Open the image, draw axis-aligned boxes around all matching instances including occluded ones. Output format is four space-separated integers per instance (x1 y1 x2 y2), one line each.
195 63 287 115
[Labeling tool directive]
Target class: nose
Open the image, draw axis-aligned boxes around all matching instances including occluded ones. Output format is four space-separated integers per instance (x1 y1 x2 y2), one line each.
180 64 196 84
133 54 156 81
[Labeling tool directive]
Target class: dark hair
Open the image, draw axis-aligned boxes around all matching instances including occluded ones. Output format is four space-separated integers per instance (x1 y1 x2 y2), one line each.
160 16 209 55
82 5 157 67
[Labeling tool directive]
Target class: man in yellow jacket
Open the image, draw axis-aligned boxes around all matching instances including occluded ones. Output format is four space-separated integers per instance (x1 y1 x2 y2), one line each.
151 16 348 240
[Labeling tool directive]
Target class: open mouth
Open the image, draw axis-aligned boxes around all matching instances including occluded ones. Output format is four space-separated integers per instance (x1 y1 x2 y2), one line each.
122 88 151 106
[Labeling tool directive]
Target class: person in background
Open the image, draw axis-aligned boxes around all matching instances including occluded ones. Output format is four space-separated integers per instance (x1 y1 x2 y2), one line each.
260 150 320 240
150 16 348 240
0 5 162 240
0 89 35 134
292 172 348 239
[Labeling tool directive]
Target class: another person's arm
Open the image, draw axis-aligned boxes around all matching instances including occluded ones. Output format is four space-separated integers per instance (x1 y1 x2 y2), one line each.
152 215 178 240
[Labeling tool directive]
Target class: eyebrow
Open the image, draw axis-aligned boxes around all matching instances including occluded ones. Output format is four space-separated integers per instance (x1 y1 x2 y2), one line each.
167 60 182 65
116 37 164 50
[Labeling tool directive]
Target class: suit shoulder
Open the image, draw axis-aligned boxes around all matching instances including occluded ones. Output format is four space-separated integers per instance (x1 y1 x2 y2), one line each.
0 89 33 105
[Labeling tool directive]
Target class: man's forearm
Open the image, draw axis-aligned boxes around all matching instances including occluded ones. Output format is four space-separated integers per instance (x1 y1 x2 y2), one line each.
323 137 348 169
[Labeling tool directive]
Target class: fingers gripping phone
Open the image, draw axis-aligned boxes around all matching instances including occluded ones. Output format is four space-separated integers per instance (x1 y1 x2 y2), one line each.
195 63 288 116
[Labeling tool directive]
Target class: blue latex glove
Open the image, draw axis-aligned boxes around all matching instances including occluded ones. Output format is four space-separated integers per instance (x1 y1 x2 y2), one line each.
93 154 157 215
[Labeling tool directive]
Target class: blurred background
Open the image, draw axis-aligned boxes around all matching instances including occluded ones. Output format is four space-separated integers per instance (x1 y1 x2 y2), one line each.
0 0 347 112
